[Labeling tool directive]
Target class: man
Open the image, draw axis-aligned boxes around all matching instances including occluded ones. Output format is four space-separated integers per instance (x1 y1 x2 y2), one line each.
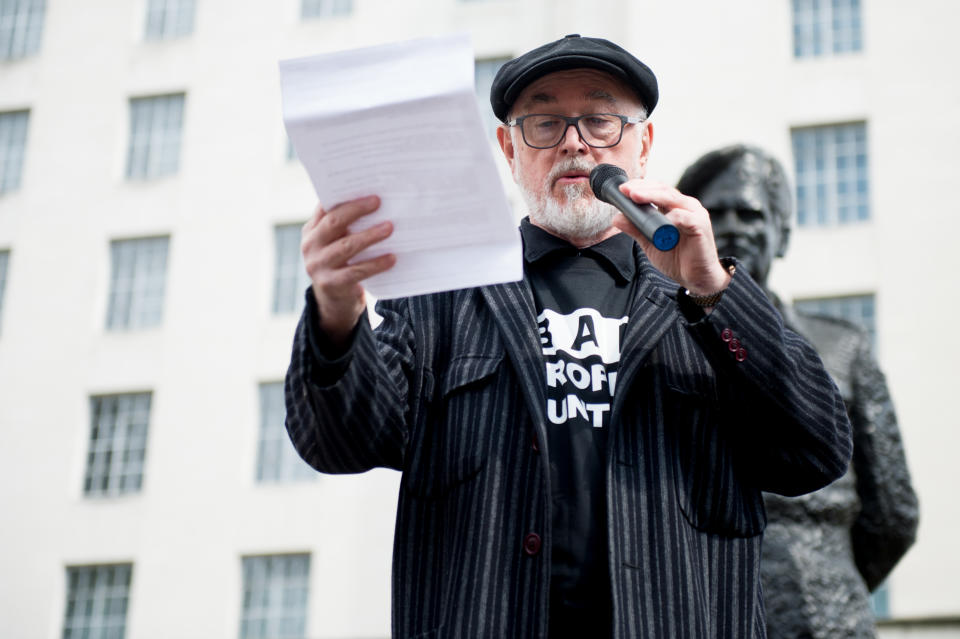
285 36 852 638
677 144 918 638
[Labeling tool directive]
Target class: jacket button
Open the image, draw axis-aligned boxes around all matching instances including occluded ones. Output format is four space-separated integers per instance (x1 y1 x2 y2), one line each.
523 533 542 556
728 338 741 352
721 328 734 342
736 348 747 362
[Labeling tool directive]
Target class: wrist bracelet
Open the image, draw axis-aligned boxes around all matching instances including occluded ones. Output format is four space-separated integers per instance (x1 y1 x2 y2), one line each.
684 263 736 307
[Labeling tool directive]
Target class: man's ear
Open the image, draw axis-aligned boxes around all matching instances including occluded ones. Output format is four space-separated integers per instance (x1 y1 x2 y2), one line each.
637 121 654 177
497 125 516 172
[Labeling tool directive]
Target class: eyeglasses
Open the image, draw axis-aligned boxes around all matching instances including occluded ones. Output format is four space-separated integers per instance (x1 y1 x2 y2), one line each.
505 113 645 149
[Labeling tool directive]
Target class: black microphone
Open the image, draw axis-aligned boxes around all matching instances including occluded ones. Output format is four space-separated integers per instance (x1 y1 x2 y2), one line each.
589 164 679 251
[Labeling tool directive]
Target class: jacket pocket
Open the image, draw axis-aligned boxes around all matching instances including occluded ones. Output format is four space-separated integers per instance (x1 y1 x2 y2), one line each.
403 354 503 499
665 381 766 538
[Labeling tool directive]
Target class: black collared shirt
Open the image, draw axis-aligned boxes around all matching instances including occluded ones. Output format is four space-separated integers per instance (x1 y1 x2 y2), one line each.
521 218 637 638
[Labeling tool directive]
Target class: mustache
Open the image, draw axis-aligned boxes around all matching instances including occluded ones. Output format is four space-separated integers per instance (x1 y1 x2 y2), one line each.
546 158 597 186
714 237 761 260
715 232 761 248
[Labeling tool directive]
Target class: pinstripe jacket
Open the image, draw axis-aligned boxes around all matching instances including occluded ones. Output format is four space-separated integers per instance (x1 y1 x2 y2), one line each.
284 249 852 639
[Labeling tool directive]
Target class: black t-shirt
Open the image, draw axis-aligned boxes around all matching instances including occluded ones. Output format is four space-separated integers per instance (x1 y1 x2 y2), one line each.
521 219 637 638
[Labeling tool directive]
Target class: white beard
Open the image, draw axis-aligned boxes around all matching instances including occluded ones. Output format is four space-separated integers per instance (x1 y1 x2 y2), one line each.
516 158 619 243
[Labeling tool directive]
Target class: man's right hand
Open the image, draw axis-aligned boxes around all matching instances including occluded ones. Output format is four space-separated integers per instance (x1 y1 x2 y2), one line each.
301 195 396 347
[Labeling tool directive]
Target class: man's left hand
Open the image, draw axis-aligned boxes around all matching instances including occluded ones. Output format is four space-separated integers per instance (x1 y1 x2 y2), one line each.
611 178 731 296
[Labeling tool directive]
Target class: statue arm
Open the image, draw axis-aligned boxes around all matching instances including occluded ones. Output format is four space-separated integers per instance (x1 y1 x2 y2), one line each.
849 333 920 591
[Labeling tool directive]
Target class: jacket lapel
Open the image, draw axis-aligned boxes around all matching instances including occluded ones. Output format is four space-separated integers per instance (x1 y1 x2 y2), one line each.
480 280 548 431
611 249 681 419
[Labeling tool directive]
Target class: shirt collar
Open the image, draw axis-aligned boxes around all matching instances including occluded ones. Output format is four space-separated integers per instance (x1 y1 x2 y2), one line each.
519 217 636 283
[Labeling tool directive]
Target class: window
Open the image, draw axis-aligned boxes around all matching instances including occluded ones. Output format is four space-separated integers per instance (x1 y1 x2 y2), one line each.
257 382 314 482
0 250 9 331
0 110 29 194
272 224 310 314
240 554 310 639
0 0 45 60
63 564 133 639
792 122 869 226
474 57 509 137
84 393 152 496
794 293 876 347
126 94 185 179
792 0 862 58
144 0 195 40
106 237 169 330
870 582 890 619
301 0 352 18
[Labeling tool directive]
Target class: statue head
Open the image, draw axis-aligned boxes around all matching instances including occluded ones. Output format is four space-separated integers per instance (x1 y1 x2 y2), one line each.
677 144 793 286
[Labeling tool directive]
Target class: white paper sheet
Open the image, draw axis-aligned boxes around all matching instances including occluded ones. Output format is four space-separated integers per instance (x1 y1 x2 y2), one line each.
279 34 522 299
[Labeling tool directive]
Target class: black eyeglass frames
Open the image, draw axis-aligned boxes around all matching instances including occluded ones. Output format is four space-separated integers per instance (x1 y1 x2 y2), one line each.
505 113 645 149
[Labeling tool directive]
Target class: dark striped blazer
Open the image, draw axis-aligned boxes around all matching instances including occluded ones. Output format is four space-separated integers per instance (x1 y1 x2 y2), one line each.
285 250 852 639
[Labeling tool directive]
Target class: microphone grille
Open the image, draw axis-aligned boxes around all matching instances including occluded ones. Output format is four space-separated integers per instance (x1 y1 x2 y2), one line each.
589 163 627 200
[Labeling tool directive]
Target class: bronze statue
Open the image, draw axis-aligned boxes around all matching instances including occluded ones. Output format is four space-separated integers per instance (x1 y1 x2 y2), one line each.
678 145 919 638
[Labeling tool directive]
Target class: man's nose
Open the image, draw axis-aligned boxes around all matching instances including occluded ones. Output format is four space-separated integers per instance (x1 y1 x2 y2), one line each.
712 207 744 233
558 122 589 153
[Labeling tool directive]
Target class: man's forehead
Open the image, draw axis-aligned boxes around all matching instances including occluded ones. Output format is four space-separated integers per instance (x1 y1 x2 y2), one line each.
700 155 771 208
701 180 771 215
513 68 638 110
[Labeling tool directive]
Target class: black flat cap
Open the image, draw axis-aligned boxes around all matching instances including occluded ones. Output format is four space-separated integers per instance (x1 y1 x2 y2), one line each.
490 34 658 122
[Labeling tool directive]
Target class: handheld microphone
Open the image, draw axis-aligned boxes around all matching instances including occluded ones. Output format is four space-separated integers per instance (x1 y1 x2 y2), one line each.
589 164 679 251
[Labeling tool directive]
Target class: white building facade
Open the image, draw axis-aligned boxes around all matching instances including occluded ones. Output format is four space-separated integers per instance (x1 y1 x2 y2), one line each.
1 1 957 637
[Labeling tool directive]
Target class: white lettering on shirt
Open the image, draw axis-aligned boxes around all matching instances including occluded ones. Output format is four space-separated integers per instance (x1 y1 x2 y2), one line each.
538 309 627 428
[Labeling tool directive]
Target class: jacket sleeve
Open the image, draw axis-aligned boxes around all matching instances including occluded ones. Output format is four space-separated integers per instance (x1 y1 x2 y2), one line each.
847 334 919 590
682 264 853 497
283 293 417 474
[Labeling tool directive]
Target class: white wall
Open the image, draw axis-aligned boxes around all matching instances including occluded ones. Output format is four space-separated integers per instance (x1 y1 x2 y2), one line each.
1 1 958 637
879 623 960 639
